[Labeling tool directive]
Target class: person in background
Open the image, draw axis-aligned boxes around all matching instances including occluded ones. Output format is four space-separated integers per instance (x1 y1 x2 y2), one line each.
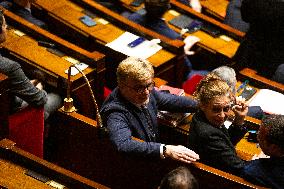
0 11 61 120
212 66 263 119
234 0 284 83
159 166 199 189
127 0 208 80
223 0 249 32
177 0 202 13
241 114 284 188
0 0 47 29
94 0 124 13
188 73 248 175
101 57 199 163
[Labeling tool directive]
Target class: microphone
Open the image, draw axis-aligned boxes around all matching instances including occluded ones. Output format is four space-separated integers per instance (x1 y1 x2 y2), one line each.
62 63 108 137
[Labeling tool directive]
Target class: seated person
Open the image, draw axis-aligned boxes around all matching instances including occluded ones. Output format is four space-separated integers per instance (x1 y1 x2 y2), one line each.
0 0 48 29
100 57 199 163
188 73 248 175
94 0 124 13
223 0 249 32
241 114 284 188
0 12 61 120
212 66 263 119
272 64 284 84
234 0 284 82
159 166 198 189
126 0 208 80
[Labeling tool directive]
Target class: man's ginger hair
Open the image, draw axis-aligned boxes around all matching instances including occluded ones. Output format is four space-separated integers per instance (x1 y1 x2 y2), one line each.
117 57 154 84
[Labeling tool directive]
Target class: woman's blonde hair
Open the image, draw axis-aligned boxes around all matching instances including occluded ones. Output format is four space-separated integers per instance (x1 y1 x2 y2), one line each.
193 73 232 105
117 57 154 84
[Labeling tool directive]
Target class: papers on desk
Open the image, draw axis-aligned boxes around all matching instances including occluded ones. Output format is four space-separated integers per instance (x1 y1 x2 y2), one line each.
248 89 284 115
106 32 162 59
64 62 88 76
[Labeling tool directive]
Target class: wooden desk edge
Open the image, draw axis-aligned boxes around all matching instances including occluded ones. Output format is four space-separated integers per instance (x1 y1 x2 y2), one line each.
0 138 110 189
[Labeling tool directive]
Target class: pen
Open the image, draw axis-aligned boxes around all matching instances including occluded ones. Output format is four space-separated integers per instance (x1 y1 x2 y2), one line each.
237 80 249 93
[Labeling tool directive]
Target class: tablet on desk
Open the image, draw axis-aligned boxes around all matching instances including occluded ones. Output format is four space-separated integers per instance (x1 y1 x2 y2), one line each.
79 15 97 27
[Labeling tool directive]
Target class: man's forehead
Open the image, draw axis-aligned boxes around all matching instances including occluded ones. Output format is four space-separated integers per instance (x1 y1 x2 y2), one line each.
127 77 152 85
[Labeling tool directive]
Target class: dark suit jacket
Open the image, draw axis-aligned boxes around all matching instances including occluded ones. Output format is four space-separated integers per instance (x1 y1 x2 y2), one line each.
242 157 284 189
100 87 197 158
0 54 47 112
188 111 247 175
223 0 249 32
234 0 284 78
127 12 181 40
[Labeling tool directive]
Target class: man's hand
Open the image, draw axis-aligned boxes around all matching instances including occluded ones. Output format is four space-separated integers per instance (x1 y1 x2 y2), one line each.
189 0 202 13
31 80 43 90
252 151 270 160
164 145 199 163
183 36 200 55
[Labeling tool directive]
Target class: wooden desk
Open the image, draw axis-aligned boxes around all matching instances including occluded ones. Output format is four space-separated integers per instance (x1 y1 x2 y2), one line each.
1 28 100 118
163 10 239 59
33 0 185 87
239 68 284 94
0 139 109 189
47 109 265 189
200 0 229 20
120 0 242 59
1 7 106 107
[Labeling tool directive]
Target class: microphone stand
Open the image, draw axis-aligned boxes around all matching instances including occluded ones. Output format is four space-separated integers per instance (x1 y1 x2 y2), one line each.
62 64 107 137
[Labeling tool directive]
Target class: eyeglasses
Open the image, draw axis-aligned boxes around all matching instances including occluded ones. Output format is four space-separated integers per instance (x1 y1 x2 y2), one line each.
211 104 232 114
122 81 155 94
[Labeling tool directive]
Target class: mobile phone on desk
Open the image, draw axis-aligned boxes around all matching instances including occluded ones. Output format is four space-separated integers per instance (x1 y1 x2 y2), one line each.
47 48 66 57
239 86 257 100
38 41 55 48
187 20 203 33
79 15 97 27
201 23 221 38
127 37 145 48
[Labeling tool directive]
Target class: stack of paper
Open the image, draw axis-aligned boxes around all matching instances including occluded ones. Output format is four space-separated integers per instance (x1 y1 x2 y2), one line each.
106 32 162 59
249 89 284 115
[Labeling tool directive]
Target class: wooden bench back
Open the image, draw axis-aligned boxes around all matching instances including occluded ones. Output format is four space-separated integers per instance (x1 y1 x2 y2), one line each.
48 109 266 189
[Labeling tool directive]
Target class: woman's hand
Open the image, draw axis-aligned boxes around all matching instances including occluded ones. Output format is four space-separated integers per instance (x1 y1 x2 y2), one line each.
232 96 248 125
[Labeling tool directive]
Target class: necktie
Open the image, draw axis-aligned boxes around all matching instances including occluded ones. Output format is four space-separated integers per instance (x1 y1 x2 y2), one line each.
141 105 156 142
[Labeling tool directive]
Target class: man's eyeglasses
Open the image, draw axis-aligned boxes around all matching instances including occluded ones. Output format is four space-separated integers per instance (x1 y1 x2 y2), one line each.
122 81 155 94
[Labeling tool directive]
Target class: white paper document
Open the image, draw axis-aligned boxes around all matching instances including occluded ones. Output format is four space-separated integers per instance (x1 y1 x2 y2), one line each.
249 89 284 115
106 32 162 59
64 62 89 76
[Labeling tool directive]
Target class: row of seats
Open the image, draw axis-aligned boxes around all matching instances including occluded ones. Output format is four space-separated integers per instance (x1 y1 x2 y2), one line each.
0 0 276 187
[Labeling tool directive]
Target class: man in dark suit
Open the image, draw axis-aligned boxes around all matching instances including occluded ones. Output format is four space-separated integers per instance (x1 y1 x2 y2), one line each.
0 0 47 29
101 57 199 163
0 11 61 120
234 0 284 82
223 0 249 32
242 114 284 188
